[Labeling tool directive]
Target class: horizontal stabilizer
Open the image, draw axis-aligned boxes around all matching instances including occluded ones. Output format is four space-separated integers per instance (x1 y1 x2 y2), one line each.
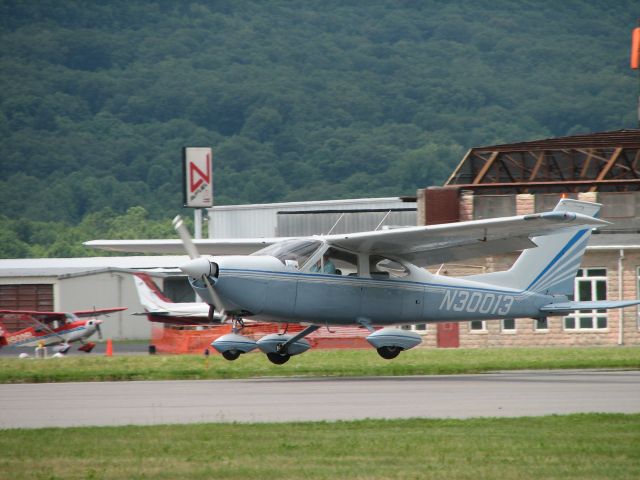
540 300 640 313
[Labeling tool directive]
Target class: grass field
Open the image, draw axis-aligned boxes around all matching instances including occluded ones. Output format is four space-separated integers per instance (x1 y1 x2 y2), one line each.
0 414 638 479
0 347 638 383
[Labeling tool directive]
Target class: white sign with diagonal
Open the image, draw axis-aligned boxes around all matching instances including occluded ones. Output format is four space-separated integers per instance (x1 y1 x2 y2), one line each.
183 147 213 207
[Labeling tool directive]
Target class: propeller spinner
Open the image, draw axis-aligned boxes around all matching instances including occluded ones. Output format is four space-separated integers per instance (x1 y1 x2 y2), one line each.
173 215 228 323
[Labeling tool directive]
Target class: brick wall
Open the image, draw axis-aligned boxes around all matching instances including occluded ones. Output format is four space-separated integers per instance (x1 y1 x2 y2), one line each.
417 189 640 348
451 250 640 348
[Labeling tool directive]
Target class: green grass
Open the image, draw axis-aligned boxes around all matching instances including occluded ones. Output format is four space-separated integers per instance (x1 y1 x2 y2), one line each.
0 347 638 383
0 414 638 479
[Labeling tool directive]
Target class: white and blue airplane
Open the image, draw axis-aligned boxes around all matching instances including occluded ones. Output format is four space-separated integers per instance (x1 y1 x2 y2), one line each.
87 199 640 364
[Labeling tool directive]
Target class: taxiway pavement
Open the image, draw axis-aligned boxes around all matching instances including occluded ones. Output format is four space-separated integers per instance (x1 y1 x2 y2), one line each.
1 370 638 429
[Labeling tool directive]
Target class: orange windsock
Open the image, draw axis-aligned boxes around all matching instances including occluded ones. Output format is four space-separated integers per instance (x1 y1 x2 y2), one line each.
632 27 640 69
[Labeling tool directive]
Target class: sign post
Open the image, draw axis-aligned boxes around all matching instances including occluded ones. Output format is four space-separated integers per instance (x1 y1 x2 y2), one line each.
183 147 213 239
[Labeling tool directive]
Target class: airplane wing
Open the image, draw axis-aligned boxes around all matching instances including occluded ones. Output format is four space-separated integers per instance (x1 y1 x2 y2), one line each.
324 210 609 266
83 238 289 255
73 308 127 318
84 202 607 266
539 300 640 314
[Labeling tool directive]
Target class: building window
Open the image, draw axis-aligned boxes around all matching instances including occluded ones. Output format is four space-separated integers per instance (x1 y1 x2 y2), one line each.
402 324 427 333
502 318 515 332
564 268 608 331
535 318 549 331
470 320 486 331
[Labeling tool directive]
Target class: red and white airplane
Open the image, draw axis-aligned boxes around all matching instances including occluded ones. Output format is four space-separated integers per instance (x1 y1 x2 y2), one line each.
0 308 126 354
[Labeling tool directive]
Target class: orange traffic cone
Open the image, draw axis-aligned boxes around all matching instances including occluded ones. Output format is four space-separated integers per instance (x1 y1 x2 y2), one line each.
105 338 113 357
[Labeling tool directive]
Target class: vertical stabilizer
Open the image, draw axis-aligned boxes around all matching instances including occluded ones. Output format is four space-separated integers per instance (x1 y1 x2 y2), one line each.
468 199 602 296
133 273 174 313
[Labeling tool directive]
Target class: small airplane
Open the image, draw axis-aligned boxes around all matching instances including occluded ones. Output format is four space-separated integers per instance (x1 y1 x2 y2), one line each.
0 308 126 354
88 199 640 364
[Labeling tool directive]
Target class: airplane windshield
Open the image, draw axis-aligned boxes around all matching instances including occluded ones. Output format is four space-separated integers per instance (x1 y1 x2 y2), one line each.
251 239 322 268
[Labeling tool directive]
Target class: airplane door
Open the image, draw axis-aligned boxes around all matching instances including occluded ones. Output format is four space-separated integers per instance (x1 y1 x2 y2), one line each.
361 256 424 324
294 248 362 323
294 275 361 323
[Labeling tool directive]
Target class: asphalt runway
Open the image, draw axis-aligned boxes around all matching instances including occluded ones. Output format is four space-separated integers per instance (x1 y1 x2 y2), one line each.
1 370 638 429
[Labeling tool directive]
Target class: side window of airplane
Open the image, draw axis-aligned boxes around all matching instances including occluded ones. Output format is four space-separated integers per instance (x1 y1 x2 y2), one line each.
369 255 409 279
311 247 358 276
252 239 322 270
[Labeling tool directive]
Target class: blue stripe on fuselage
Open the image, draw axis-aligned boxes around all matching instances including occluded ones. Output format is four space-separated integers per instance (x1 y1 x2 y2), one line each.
220 268 527 296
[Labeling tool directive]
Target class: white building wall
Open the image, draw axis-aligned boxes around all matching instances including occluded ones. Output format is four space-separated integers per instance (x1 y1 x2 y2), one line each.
58 272 151 340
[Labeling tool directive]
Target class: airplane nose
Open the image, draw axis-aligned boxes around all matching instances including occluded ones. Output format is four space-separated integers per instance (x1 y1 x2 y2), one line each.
180 257 218 278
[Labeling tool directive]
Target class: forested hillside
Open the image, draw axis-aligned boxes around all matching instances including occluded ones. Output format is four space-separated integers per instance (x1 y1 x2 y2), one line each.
0 1 637 256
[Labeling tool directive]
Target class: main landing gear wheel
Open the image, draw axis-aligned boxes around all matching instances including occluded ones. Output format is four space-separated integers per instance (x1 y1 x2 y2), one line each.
266 352 291 365
377 346 402 360
222 350 241 361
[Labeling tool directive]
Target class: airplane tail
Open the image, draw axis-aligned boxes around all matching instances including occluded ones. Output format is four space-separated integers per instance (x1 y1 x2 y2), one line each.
468 199 601 296
133 273 175 313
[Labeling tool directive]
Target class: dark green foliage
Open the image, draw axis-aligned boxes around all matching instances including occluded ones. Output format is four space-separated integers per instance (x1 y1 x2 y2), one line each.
0 1 637 256
0 207 175 258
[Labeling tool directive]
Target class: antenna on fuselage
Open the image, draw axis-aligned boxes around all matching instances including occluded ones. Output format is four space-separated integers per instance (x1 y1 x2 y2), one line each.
326 213 345 235
375 210 392 231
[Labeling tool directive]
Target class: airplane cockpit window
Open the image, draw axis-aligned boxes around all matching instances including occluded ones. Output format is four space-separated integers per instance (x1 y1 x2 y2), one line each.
370 255 409 278
310 247 358 276
251 239 322 268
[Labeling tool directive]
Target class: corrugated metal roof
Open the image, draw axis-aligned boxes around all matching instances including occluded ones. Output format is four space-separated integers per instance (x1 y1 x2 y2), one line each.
475 129 640 152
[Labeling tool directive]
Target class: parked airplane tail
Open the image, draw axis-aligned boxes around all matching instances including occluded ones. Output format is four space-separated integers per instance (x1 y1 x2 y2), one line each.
468 199 602 296
133 272 216 324
133 273 175 313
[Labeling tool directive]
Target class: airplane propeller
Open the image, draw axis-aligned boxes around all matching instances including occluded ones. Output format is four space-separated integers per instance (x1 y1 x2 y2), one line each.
172 215 228 323
90 307 104 340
